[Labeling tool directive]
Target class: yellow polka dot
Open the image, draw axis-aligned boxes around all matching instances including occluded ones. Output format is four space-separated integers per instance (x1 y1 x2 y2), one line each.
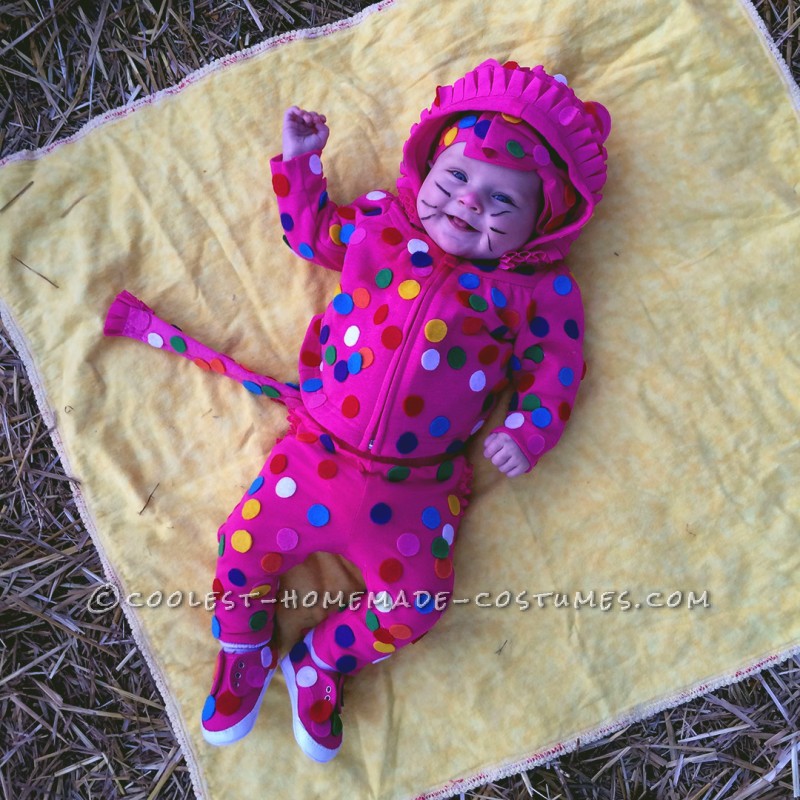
242 499 261 520
373 641 396 654
329 224 342 245
448 495 461 516
398 280 420 300
501 113 522 124
424 319 448 342
443 127 458 146
231 529 253 553
249 583 272 598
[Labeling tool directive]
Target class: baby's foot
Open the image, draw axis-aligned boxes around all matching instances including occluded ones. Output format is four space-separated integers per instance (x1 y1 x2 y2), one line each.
201 643 278 745
280 633 344 762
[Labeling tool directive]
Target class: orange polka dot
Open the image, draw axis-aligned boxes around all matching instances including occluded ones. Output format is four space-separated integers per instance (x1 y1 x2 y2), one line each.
210 358 226 374
359 347 374 368
388 624 413 640
193 358 210 371
353 287 371 308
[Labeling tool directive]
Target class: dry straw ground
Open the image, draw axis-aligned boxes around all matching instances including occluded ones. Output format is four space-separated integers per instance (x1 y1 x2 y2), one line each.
1 1 799 798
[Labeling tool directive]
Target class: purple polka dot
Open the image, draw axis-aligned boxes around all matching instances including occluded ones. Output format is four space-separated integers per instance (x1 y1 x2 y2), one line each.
397 533 420 557
277 528 299 551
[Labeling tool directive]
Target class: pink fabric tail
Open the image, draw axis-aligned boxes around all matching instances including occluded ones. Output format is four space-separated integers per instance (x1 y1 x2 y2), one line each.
103 290 300 407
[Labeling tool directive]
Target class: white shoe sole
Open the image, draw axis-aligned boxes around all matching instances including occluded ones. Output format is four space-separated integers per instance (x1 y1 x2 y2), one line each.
201 667 275 746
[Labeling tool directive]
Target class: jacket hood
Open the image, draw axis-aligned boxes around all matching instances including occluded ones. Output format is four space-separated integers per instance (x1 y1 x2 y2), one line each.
397 59 611 269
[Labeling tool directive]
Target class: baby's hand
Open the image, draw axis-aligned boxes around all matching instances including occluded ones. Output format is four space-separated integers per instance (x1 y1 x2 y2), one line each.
283 106 330 160
483 432 531 478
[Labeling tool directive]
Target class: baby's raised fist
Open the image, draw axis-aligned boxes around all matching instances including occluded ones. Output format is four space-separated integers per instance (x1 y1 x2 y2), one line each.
483 432 531 478
283 106 330 160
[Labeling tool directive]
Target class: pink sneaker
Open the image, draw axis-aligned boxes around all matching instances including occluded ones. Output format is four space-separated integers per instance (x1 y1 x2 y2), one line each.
280 634 345 762
201 644 278 746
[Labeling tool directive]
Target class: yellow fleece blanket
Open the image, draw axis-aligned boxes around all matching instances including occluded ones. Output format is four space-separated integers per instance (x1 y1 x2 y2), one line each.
2 0 799 797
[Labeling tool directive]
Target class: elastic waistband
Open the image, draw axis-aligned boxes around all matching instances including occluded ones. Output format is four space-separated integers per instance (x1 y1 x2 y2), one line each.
327 430 459 467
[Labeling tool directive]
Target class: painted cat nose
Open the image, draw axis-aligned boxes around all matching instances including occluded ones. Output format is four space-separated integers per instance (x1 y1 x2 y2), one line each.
458 191 482 212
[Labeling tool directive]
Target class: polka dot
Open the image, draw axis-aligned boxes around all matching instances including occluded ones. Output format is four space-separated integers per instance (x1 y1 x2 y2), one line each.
469 371 486 392
447 347 467 369
338 206 356 220
353 287 370 308
471 419 485 435
442 126 458 146
329 224 342 245
403 395 425 416
316 460 337 480
272 174 290 196
334 360 349 382
436 461 454 482
366 190 387 201
564 319 580 339
319 325 330 344
212 577 224 600
332 293 354 315
477 345 498 365
335 624 356 648
379 558 404 583
381 326 403 349
396 533 420 557
421 349 440 370
309 154 322 174
296 666 318 687
277 527 299 550
211 615 221 638
522 394 541 411
530 316 550 337
389 624 413 640
554 73 569 84
231 529 253 553
407 239 429 254
442 523 455 545
532 407 553 428
359 347 374 368
243 380 262 394
373 641 396 654
524 345 544 363
373 304 389 324
365 610 380 631
558 367 575 387
559 402 572 421
337 656 358 673
228 568 247 587
320 434 335 453
375 628 396 644
533 145 551 166
474 119 491 138
275 477 297 498
505 412 525 429
469 294 488 312
280 212 294 231
502 113 522 124
350 227 367 245
193 358 210 370
382 227 403 245
147 332 164 348
553 275 573 295
242 499 261 519
307 504 330 527
434 558 453 579
370 503 392 524
268 455 287 476
429 416 451 437
248 476 265 494
344 325 360 346
424 319 447 342
249 610 268 631
202 695 216 721
398 279 420 300
458 273 480 290
309 699 333 723
342 395 360 418
218 535 225 557
415 594 436 614
289 641 308 662
507 140 525 158
216 691 241 716
298 243 314 259
396 432 418 454
422 506 442 529
318 190 328 209
411 251 433 267
376 268 393 288
413 264 433 278
170 336 187 353
448 494 461 515
324 345 337 366
458 114 478 128
261 552 283 573
432 537 450 558
528 434 546 455
373 591 394 613
340 223 355 244
462 317 483 336
491 287 507 307
387 466 410 482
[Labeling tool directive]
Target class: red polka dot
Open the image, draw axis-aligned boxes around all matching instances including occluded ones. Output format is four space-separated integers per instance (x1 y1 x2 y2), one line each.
261 552 283 573
503 60 519 69
193 358 210 371
374 628 395 644
389 624 413 640
216 691 242 716
374 304 389 324
359 347 374 368
353 287 371 308
269 454 288 474
434 557 453 579
558 402 572 421
478 345 499 364
381 227 403 245
318 460 338 479
300 349 320 367
462 317 483 335
379 558 404 583
297 432 318 444
456 290 473 307
338 206 356 220
582 361 588 379
342 395 360 418
499 309 520 329
312 317 322 335
272 174 290 197
381 326 403 349
309 699 333 723
212 577 224 600
518 374 535 392
403 395 425 416
526 300 537 322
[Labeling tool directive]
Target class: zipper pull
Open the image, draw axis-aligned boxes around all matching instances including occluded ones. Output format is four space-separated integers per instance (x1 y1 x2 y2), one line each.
368 439 374 450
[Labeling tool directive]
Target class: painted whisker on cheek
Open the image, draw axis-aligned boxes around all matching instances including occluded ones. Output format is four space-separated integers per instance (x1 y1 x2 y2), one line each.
490 210 511 216
489 227 507 234
420 200 439 209
434 181 451 197
420 213 436 220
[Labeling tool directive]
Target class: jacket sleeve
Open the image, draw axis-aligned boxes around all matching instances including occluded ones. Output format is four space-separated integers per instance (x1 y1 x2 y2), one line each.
270 150 394 273
490 268 585 472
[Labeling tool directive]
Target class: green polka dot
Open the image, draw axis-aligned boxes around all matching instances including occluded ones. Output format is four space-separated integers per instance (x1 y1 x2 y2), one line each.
522 394 542 411
331 710 343 736
507 140 525 158
249 610 268 631
365 610 380 631
436 461 454 482
468 295 488 312
325 345 337 365
431 537 450 558
376 269 393 288
218 535 225 557
523 345 544 363
170 336 187 353
447 347 467 369
262 385 280 398
387 466 411 482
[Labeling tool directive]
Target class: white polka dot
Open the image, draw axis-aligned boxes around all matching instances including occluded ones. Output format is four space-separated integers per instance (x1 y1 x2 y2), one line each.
344 326 360 347
309 154 322 175
470 419 485 435
442 524 455 545
504 412 525 429
366 191 386 200
421 349 440 370
373 591 394 613
469 370 486 392
554 73 568 85
407 238 429 254
296 666 318 687
147 333 164 348
275 477 297 498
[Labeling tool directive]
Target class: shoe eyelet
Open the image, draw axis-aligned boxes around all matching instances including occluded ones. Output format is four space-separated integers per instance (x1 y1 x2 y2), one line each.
236 660 246 669
234 671 241 679
325 684 332 692
325 694 331 701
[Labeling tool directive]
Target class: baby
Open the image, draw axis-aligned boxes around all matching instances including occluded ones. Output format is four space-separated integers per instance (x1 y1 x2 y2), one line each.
104 58 610 762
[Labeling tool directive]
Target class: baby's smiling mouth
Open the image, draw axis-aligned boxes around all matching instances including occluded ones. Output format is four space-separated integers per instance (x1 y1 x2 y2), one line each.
447 214 477 233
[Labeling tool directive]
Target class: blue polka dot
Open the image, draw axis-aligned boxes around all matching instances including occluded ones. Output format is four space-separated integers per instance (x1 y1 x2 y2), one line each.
336 655 358 673
396 432 418 454
320 434 335 452
334 360 349 382
308 504 331 526
290 640 308 663
458 114 478 128
318 190 328 210
363 207 382 216
340 223 355 244
302 378 323 392
473 260 498 272
248 476 264 495
201 695 216 721
335 624 356 648
491 287 507 307
490 325 509 339
348 352 362 375
564 319 580 340
532 407 553 428
411 251 433 267
415 593 436 614
446 439 465 454
459 273 480 290
298 243 314 259
243 380 262 394
421 506 441 529
530 316 550 337
429 416 451 437
280 213 294 231
474 119 491 139
554 275 573 295
370 503 392 524
211 615 221 638
228 568 246 587
558 367 575 387
510 355 521 371
333 293 354 315
320 325 330 344
285 381 300 390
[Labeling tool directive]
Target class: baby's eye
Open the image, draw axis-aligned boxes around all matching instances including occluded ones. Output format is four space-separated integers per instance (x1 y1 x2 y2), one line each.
449 170 467 182
492 193 516 205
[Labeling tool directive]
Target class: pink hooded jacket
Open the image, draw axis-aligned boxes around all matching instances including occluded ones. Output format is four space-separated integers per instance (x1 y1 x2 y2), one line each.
269 59 610 470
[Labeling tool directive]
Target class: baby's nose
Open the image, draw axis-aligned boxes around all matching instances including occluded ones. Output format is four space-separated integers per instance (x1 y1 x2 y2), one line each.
458 190 483 213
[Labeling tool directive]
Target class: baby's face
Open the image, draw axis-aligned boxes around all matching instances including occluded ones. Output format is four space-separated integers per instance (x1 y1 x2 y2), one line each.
416 142 542 260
